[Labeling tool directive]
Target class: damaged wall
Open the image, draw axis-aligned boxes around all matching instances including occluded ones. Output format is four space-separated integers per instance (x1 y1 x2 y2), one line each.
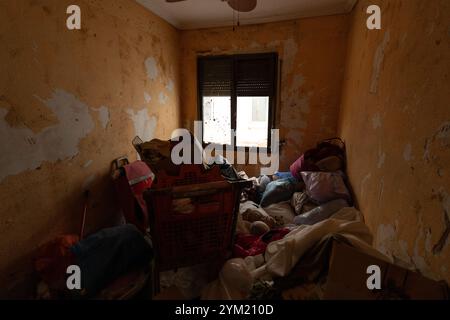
338 0 450 282
0 0 180 297
179 15 350 175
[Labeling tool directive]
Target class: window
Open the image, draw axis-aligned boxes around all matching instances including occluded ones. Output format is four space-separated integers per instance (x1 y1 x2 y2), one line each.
198 53 278 149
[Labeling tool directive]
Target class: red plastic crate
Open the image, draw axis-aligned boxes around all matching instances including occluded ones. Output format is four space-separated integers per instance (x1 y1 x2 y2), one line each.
144 165 243 274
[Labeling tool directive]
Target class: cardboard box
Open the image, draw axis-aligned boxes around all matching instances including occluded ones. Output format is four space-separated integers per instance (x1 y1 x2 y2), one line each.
323 241 449 300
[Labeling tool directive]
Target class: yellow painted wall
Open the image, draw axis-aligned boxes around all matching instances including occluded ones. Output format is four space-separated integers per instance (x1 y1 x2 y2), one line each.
179 15 350 176
338 0 450 282
0 0 180 298
2 0 448 298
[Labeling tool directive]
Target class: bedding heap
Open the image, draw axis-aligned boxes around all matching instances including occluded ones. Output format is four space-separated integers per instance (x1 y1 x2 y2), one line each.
202 138 392 300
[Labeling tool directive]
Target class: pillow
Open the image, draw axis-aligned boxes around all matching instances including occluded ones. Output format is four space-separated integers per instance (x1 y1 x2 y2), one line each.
260 177 301 207
300 171 351 204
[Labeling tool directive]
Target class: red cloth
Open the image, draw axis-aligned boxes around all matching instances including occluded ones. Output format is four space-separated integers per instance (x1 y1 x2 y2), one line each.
115 161 154 232
34 234 79 291
124 160 154 186
233 228 291 258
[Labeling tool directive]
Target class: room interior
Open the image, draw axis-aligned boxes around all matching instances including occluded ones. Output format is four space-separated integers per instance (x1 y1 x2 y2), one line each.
0 0 449 300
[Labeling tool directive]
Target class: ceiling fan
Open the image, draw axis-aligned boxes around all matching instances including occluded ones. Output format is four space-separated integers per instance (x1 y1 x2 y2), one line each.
166 0 258 13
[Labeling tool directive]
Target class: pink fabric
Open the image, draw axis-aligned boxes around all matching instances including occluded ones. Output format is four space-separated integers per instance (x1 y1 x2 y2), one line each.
124 160 154 185
115 161 154 232
289 154 318 180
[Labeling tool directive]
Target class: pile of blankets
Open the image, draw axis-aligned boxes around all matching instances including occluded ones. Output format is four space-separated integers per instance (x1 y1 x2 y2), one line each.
201 138 392 300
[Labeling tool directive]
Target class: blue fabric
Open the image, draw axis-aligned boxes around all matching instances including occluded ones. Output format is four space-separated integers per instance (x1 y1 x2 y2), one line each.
260 177 298 207
273 171 294 179
70 224 152 297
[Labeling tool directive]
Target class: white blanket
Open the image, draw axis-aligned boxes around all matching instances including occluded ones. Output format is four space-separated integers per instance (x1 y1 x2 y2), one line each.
255 207 392 278
202 207 393 299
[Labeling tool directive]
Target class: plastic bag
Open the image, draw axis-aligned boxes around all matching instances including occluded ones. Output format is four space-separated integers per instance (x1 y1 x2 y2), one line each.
201 258 253 300
294 199 349 225
301 171 351 204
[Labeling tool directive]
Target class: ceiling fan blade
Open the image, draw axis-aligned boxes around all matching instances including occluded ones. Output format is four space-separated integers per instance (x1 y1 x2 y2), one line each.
227 0 257 12
166 0 187 3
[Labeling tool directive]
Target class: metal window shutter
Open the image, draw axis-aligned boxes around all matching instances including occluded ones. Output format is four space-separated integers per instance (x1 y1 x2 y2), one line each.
235 54 276 97
198 57 232 97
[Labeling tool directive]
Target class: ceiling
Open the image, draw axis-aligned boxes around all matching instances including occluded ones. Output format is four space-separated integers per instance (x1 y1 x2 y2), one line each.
135 0 357 30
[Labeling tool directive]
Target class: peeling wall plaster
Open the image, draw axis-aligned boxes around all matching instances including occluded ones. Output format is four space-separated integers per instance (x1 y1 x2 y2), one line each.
145 57 159 80
0 89 94 182
377 150 386 168
94 106 110 129
370 30 390 94
144 92 152 103
166 79 174 92
159 92 168 105
127 108 157 142
403 143 412 161
83 160 93 168
339 0 450 282
0 0 181 298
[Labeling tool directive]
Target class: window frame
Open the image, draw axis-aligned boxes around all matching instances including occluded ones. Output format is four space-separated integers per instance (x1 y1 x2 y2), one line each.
197 52 278 152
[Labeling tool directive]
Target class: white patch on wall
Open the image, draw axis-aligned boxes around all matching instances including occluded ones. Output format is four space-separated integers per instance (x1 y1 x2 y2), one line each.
126 108 157 142
370 30 390 94
145 57 158 81
0 89 94 182
410 213 435 279
376 224 397 257
159 92 168 105
378 177 384 203
144 92 152 103
360 172 372 200
397 240 413 265
83 160 93 168
412 244 429 276
377 150 386 168
423 122 450 161
282 39 298 71
372 113 382 129
94 106 109 129
165 80 174 93
376 224 413 266
403 143 413 161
